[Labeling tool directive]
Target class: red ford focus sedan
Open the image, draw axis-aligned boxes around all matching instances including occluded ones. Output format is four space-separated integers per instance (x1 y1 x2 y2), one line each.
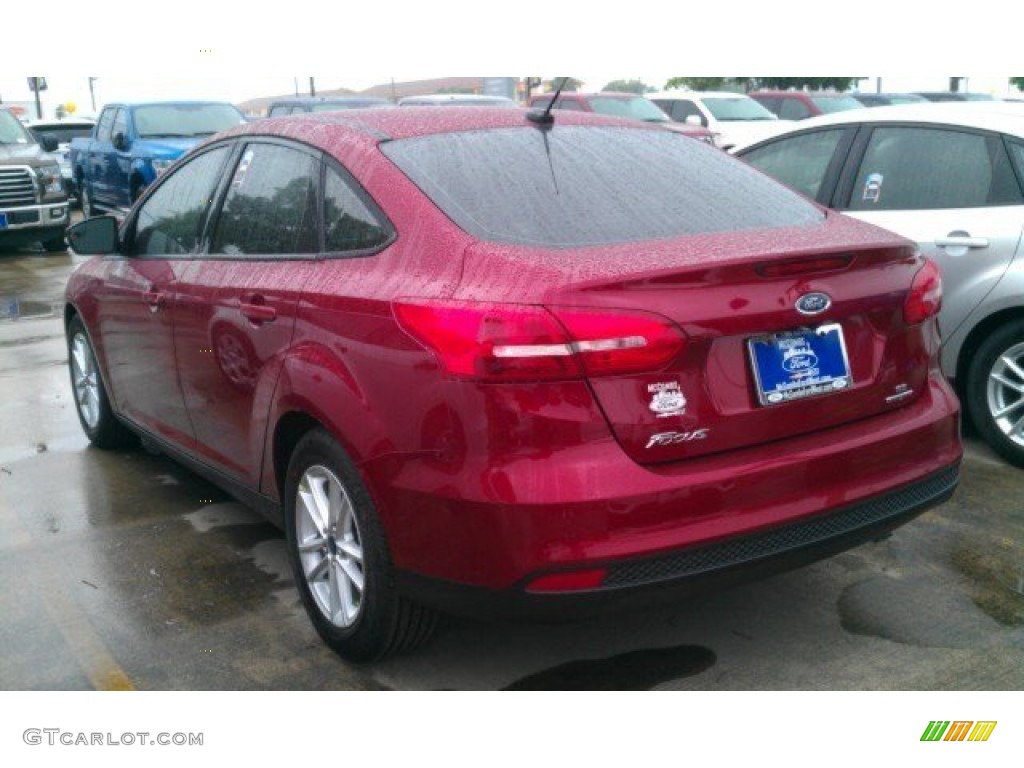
64 107 961 662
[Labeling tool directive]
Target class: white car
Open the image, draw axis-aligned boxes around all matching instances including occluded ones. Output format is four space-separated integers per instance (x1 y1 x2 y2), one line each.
734 103 1024 466
648 91 788 150
28 117 96 203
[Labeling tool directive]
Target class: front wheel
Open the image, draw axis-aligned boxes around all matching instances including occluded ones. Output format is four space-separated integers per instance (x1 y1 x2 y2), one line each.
67 316 136 448
284 428 436 662
966 319 1024 467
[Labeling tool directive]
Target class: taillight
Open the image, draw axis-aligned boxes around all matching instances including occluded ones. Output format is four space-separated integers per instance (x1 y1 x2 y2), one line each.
393 300 685 382
903 259 942 325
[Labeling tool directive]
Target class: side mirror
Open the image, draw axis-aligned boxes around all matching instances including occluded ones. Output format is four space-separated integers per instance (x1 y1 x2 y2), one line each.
685 114 705 127
113 132 128 151
40 135 59 152
67 216 120 255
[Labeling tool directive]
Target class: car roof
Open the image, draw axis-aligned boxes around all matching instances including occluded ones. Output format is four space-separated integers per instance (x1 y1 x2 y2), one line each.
28 118 96 128
648 91 752 100
270 96 389 105
745 101 1024 136
750 90 851 98
398 94 515 104
104 100 239 109
215 106 665 149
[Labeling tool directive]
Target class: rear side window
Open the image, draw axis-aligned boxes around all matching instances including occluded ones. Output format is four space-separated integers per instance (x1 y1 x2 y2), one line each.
740 129 846 200
323 166 392 252
382 125 823 248
847 127 1023 211
212 143 319 256
134 147 230 256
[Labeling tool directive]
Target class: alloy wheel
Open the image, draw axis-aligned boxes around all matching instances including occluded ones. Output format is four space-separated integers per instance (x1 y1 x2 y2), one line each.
295 465 365 628
70 332 101 429
986 340 1024 448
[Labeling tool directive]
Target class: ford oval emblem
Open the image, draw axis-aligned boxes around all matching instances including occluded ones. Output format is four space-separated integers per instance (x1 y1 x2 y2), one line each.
795 292 831 315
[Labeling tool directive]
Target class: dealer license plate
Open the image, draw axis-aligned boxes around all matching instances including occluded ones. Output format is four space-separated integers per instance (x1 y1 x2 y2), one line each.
748 323 852 406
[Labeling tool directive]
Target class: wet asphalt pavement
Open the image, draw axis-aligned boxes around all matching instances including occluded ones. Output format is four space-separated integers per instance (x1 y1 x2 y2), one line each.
1 243 1022 691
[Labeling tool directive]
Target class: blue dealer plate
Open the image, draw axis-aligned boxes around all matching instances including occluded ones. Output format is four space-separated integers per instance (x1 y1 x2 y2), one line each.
748 323 852 406
0 213 7 229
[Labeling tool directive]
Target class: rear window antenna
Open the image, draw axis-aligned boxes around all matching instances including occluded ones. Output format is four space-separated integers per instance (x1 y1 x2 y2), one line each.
527 77 569 126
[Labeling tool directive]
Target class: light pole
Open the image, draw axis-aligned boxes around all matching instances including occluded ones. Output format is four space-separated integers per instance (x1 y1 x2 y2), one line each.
88 78 98 112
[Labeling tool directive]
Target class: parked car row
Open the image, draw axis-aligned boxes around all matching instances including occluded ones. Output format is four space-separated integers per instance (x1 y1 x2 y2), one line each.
63 103 962 662
734 102 1024 467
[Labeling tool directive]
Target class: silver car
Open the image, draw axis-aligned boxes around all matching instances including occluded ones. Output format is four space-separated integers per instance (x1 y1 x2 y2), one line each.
735 103 1024 466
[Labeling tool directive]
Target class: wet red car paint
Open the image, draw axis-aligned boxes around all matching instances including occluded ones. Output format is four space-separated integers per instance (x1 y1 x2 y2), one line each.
65 108 961 616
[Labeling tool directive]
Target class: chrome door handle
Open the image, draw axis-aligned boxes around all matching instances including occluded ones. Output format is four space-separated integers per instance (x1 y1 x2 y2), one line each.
935 235 989 249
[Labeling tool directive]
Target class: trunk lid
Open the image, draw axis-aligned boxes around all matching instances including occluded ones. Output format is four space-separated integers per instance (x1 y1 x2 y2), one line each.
457 214 930 465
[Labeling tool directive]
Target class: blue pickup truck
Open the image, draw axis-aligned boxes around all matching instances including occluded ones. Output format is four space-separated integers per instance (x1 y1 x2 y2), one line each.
70 101 246 216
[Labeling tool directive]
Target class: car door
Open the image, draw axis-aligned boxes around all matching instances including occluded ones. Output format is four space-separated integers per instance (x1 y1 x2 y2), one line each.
88 107 116 204
837 124 1024 342
171 139 320 485
108 107 133 210
93 144 233 448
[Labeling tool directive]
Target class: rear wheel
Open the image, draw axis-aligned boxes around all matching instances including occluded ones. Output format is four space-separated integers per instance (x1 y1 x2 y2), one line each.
67 315 136 448
966 319 1024 467
284 428 436 662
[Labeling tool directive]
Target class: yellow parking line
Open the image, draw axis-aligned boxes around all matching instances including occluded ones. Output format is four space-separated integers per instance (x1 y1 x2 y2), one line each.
0 486 134 691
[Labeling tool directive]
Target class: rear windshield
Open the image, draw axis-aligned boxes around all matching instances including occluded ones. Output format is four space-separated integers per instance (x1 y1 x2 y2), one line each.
809 95 864 113
381 125 824 247
30 124 94 144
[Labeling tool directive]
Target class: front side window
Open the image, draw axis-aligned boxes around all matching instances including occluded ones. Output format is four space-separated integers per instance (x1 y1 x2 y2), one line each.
847 127 1022 211
111 109 127 140
739 128 846 200
95 108 116 142
211 143 319 256
133 147 230 256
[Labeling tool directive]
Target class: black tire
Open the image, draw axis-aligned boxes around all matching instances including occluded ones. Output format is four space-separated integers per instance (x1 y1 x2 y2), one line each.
67 315 136 449
965 318 1024 467
42 235 66 252
284 427 437 662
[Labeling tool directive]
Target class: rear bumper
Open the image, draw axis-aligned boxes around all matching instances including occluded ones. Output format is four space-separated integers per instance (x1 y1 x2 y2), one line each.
370 370 961 602
397 462 959 619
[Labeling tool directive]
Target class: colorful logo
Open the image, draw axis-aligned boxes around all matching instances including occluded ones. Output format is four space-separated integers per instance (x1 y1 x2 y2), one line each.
921 721 997 742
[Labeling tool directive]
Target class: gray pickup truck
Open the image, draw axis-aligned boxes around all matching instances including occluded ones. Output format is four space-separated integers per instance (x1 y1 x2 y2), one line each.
0 107 69 251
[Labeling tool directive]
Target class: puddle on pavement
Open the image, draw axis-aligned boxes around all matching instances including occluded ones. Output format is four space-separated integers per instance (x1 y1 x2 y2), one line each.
503 644 716 690
0 296 61 321
838 575 1005 648
950 545 1024 627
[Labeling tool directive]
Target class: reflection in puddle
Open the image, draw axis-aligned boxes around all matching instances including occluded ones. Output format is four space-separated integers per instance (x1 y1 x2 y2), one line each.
0 295 61 321
503 644 716 690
